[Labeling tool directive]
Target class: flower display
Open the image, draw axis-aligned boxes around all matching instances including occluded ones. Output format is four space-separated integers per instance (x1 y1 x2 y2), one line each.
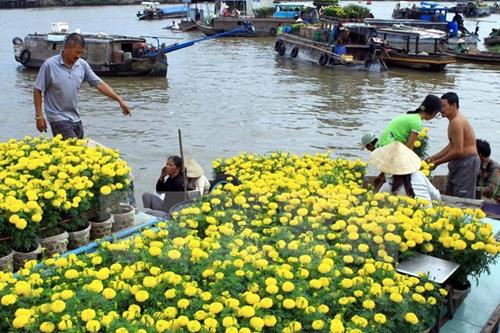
0 136 130 252
0 151 498 332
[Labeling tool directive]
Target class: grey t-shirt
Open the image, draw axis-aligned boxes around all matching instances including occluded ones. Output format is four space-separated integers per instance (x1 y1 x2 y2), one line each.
35 54 102 123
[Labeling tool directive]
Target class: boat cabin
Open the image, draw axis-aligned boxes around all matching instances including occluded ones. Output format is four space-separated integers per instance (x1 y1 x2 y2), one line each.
377 27 446 53
393 1 449 22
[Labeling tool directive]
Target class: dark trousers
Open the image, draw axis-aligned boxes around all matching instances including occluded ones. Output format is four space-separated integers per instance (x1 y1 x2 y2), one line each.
50 120 84 139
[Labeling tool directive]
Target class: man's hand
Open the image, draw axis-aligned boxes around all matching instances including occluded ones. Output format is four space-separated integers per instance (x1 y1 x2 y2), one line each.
36 118 48 133
119 100 131 116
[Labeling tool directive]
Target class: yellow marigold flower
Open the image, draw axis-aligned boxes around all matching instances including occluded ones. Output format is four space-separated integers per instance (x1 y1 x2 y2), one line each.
282 281 295 292
135 290 149 302
374 313 386 324
64 269 79 279
390 293 403 303
57 319 73 331
168 249 182 260
12 315 30 329
81 308 96 322
40 321 56 333
238 305 255 318
102 288 117 300
208 302 224 314
187 320 201 332
14 281 31 296
283 298 296 309
50 300 66 313
312 320 324 330
149 246 161 257
1 294 17 306
250 317 265 331
222 316 237 327
86 320 101 332
362 299 375 310
100 185 112 195
404 312 419 325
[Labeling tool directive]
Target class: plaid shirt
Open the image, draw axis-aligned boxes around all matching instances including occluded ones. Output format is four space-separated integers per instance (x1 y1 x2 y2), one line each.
478 159 500 203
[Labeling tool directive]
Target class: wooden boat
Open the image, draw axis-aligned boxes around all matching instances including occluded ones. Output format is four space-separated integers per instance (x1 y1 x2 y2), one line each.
196 17 297 37
376 27 455 71
136 2 191 20
274 33 387 72
484 36 500 47
12 28 168 76
382 50 455 70
439 47 500 64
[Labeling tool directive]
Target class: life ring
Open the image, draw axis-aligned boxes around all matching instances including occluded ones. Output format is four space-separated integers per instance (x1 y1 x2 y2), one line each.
270 27 277 35
318 53 329 66
12 37 23 46
290 47 299 58
274 39 284 51
20 49 30 65
278 45 286 56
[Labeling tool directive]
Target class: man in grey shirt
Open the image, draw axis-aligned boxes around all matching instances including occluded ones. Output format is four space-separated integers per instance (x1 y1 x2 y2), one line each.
34 33 131 139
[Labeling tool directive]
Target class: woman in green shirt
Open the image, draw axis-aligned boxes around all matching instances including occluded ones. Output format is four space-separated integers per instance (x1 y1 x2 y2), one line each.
377 94 442 150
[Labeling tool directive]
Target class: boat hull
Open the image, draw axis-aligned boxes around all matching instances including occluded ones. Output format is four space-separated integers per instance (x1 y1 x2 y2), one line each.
382 51 455 71
440 48 500 64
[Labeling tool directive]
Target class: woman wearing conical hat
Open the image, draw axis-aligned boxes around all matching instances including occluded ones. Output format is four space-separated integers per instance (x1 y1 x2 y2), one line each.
370 142 441 204
185 157 210 196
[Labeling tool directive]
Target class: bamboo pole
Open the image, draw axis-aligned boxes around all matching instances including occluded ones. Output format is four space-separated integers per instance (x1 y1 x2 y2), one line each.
178 129 188 201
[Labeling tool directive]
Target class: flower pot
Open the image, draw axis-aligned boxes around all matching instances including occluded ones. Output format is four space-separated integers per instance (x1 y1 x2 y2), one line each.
13 243 41 271
0 251 14 272
90 213 114 240
68 224 91 250
452 279 471 309
41 231 69 257
111 204 135 232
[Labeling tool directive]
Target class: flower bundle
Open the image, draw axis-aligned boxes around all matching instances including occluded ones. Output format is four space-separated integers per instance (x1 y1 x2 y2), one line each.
0 152 498 333
0 136 130 252
413 127 430 159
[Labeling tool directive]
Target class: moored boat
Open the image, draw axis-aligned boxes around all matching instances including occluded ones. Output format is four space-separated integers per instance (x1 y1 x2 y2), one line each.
274 33 386 72
439 47 500 64
376 27 455 71
136 2 192 20
196 1 318 37
12 25 168 76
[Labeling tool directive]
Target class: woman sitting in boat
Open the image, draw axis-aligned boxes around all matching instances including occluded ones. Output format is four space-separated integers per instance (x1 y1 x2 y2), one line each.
142 155 190 210
185 157 210 196
376 94 441 150
370 142 441 204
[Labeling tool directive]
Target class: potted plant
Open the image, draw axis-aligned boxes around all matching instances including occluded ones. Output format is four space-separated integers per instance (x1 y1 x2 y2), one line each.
64 214 91 250
0 238 14 272
39 207 68 258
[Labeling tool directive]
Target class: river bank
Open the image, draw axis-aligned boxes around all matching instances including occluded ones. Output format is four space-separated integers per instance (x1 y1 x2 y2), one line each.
1 0 499 9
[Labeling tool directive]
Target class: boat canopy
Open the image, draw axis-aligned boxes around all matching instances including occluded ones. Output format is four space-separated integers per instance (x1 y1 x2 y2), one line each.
378 26 447 39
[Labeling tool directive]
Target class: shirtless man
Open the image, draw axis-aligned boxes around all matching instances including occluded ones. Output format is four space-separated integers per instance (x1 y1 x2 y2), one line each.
429 92 479 198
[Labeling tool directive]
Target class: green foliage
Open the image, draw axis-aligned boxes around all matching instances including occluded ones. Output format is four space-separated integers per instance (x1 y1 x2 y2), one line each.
322 5 346 18
254 6 275 18
313 0 339 8
342 4 370 19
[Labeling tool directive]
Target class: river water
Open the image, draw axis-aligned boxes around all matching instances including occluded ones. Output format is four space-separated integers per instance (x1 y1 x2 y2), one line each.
0 2 499 202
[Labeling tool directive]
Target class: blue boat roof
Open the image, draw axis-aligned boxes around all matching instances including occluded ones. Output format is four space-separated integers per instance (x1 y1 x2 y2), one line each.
419 1 449 10
160 6 189 14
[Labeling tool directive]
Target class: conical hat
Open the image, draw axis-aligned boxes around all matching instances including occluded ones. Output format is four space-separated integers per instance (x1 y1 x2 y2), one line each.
369 142 421 175
184 157 204 178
